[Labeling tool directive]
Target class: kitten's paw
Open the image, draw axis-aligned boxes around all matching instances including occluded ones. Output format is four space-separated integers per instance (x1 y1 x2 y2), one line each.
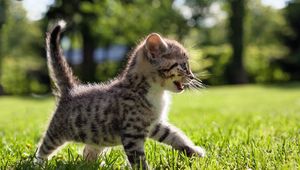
192 146 206 157
181 145 206 157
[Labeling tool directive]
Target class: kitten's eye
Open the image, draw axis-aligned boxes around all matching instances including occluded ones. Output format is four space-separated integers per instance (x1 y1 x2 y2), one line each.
160 63 178 73
182 53 189 59
180 63 188 71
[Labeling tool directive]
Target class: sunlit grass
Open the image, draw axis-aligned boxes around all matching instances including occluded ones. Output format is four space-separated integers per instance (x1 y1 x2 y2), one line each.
0 83 300 169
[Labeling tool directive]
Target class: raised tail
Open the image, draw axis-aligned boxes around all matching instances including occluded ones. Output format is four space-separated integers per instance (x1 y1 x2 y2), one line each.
46 21 78 96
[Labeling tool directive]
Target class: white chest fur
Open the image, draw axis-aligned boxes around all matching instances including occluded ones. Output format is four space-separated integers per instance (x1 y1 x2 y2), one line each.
146 88 171 121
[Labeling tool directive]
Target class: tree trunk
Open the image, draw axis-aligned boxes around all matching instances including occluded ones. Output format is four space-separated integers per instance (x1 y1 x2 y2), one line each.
81 32 97 83
226 0 248 84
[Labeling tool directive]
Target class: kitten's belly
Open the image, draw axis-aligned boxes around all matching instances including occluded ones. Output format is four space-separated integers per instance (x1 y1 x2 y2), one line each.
84 126 122 146
68 119 122 146
95 135 122 146
73 131 122 147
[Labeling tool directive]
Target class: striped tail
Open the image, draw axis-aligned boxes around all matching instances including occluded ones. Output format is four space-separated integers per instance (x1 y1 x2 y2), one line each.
46 21 78 96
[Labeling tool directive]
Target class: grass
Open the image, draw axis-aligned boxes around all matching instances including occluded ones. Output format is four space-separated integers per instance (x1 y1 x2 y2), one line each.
0 83 300 169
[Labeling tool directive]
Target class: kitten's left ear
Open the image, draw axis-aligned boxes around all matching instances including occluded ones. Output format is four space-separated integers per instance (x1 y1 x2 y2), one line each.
145 33 168 58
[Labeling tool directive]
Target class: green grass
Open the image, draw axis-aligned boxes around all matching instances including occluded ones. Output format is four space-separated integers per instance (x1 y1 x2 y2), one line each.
0 84 300 169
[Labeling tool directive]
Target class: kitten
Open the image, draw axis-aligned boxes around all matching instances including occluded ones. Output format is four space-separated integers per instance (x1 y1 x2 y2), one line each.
35 21 205 169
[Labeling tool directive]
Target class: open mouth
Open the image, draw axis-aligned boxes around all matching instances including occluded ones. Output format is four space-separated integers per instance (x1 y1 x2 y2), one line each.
173 81 184 91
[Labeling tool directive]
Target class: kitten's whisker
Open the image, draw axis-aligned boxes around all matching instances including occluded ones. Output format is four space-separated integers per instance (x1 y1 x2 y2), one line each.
182 72 202 83
191 78 204 86
184 81 195 90
192 76 202 83
187 84 197 91
192 79 202 85
192 82 204 89
184 77 204 90
188 81 200 90
190 80 204 89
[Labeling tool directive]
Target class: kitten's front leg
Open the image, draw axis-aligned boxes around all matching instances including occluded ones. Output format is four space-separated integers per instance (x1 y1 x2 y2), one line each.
149 122 205 157
121 130 149 169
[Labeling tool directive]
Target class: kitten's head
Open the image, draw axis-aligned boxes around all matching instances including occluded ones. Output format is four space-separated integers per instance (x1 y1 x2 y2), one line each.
140 33 202 93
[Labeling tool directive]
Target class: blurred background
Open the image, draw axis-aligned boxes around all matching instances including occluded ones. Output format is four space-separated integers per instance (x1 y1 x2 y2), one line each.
0 0 299 95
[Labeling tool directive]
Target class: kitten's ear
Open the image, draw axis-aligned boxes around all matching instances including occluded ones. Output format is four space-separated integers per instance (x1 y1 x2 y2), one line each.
145 33 168 58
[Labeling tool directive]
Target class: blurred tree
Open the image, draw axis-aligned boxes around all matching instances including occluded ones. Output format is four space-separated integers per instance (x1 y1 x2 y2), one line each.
0 0 9 94
276 0 300 80
243 0 289 83
175 0 290 84
246 0 286 46
184 1 250 84
0 0 7 61
107 0 188 44
0 1 47 95
45 0 188 82
225 0 248 84
185 0 216 25
46 0 100 83
184 1 227 46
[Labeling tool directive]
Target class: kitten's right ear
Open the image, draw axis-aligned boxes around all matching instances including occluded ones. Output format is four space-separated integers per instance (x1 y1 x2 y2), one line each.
145 33 168 58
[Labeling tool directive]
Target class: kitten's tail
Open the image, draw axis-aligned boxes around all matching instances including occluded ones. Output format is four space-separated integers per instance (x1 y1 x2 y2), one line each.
46 21 78 96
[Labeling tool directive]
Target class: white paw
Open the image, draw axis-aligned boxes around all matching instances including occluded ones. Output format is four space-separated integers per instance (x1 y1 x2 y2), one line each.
193 146 206 157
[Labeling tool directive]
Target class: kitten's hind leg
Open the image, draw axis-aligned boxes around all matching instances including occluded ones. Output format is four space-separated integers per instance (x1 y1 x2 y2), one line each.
83 144 105 161
35 128 65 162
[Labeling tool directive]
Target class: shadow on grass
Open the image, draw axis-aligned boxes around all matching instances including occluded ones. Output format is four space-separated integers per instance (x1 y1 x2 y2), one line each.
4 146 202 170
12 157 104 170
6 149 128 170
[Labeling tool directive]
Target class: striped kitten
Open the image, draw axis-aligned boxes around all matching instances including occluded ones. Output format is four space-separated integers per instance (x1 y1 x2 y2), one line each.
36 21 205 169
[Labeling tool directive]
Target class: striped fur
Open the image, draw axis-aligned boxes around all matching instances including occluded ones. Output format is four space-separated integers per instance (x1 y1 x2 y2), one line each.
36 22 205 169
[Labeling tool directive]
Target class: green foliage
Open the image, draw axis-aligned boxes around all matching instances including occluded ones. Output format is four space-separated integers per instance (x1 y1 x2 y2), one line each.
190 44 290 84
92 0 188 45
1 57 30 94
246 0 287 45
1 57 48 95
0 1 46 95
274 0 300 80
96 60 122 82
195 45 232 85
184 0 291 85
46 0 188 82
1 2 42 58
1 84 300 169
245 45 290 83
282 0 300 53
0 0 298 95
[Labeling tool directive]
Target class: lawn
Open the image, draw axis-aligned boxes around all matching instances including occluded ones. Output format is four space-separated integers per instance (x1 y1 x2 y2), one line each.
0 84 300 169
